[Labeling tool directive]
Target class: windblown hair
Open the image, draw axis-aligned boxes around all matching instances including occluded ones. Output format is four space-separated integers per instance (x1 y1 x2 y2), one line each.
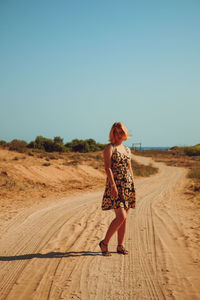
109 122 131 144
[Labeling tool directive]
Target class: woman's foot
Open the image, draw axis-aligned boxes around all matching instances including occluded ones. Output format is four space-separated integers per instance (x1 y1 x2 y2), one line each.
117 245 128 255
99 240 111 256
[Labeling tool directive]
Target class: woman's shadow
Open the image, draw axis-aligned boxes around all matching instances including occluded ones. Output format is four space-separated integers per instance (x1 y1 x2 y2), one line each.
0 250 110 261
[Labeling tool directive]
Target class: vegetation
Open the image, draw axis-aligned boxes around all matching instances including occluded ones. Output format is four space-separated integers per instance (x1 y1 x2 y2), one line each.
0 136 106 153
65 138 105 153
132 144 200 198
27 136 66 153
182 145 200 156
131 160 158 177
132 144 200 158
8 139 28 153
187 168 200 179
0 140 7 148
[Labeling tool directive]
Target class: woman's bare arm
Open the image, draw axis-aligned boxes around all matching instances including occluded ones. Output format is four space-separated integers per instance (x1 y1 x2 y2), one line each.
103 144 118 198
103 144 116 186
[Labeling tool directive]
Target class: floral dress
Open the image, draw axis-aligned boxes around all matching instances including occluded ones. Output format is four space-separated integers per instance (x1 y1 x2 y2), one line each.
102 144 136 210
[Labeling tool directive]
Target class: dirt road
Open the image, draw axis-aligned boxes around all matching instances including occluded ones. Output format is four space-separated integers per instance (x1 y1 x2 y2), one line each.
0 155 200 300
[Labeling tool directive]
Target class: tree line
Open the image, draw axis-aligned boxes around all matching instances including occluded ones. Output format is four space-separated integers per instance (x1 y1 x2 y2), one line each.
0 136 107 153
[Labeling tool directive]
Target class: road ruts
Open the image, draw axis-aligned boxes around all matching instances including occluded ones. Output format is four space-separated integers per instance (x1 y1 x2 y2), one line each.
0 155 200 299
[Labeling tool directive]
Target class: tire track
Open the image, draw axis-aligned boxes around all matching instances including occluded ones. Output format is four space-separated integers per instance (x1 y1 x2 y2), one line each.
0 156 200 299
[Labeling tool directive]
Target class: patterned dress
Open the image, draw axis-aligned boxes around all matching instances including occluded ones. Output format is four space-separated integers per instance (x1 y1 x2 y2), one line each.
102 144 136 210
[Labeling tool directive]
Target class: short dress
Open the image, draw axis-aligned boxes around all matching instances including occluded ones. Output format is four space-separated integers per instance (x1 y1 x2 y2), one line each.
102 144 136 210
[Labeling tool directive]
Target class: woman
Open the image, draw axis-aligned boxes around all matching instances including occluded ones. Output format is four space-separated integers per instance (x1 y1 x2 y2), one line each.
99 122 136 256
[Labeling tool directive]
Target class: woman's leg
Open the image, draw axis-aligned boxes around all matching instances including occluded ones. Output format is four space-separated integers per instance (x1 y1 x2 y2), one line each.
102 208 127 249
117 208 129 246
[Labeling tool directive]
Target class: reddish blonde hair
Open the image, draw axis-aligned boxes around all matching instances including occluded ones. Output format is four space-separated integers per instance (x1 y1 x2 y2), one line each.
109 122 131 144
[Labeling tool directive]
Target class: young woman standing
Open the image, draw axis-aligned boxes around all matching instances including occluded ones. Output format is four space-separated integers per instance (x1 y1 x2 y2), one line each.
99 122 136 256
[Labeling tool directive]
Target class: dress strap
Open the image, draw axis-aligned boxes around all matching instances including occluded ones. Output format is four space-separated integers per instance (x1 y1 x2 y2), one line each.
124 145 130 155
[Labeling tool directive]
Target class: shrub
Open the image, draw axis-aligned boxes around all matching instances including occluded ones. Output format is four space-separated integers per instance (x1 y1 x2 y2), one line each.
42 162 51 166
53 136 64 144
65 139 106 153
28 152 34 156
7 136 106 154
53 143 66 153
28 136 65 152
187 168 200 179
0 140 7 148
9 139 28 153
131 160 158 177
13 156 19 160
183 146 200 156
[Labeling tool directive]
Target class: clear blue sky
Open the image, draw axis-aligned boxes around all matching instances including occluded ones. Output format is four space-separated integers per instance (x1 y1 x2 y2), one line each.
0 0 200 147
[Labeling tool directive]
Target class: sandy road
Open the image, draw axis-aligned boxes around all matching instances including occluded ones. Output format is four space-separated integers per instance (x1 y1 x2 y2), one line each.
0 155 200 300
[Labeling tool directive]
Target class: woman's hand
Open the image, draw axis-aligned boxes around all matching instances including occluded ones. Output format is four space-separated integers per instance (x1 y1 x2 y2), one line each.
111 185 118 199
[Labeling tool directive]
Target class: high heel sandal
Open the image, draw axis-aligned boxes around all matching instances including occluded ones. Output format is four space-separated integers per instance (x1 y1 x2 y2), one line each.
117 245 128 255
99 240 111 256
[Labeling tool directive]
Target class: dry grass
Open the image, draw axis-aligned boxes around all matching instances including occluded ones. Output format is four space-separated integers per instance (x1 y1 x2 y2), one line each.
131 159 158 177
187 168 200 179
133 149 200 202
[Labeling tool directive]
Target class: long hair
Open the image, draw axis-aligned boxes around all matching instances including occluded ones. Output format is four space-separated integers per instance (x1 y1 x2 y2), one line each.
109 122 131 144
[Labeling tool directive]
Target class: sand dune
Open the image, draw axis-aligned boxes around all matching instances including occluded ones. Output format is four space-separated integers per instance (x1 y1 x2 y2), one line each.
0 155 200 299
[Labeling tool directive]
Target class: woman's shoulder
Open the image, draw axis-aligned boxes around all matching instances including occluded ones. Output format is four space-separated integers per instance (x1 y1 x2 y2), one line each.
103 143 114 154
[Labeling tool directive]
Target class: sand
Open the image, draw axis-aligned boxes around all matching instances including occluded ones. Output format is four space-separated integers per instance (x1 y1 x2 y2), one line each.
0 154 200 299
0 149 105 233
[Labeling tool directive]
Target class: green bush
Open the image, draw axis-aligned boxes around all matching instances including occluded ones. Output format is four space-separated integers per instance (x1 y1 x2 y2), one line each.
183 146 200 156
5 135 105 154
8 139 28 153
0 140 7 148
53 136 64 144
28 136 65 152
53 143 67 152
65 138 105 153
